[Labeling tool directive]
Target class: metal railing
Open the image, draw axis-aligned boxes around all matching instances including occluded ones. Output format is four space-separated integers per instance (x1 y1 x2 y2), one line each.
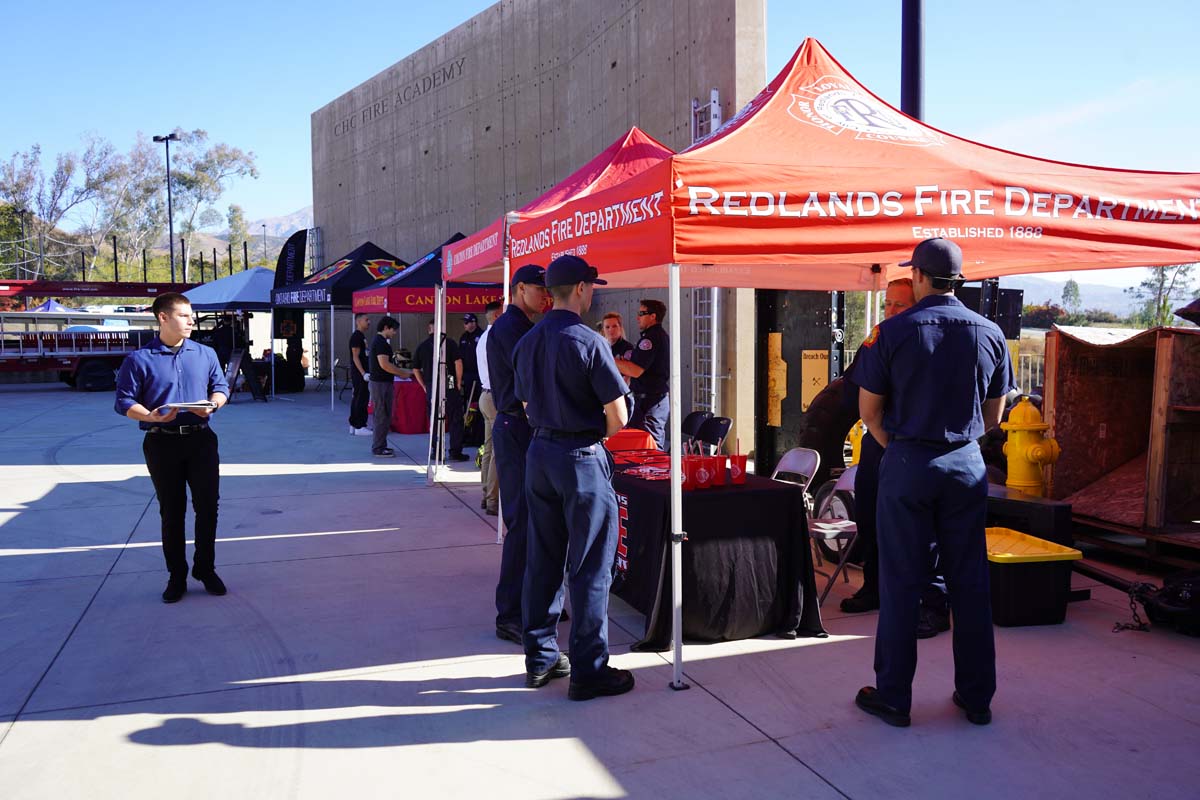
1018 353 1044 395
0 330 139 359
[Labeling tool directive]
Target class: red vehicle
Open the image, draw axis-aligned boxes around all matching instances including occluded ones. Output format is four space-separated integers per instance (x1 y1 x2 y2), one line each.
0 313 157 390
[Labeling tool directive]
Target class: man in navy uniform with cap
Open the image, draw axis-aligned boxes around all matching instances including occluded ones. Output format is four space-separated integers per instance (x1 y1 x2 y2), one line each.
851 238 1014 728
615 298 670 449
514 254 634 700
488 263 550 644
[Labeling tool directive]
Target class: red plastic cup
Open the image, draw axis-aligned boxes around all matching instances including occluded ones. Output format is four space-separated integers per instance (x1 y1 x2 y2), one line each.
709 455 726 486
694 456 714 489
681 455 697 490
729 454 748 484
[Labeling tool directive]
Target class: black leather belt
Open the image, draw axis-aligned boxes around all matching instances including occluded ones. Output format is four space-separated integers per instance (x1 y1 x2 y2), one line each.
535 428 602 441
147 423 209 435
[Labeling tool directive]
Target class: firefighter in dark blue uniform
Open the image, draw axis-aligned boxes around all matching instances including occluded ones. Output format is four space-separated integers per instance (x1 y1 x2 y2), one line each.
615 298 669 449
488 264 548 645
514 255 634 700
852 238 1014 728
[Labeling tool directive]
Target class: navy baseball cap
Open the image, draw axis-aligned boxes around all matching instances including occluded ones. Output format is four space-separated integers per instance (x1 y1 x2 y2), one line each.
511 264 546 286
462 313 477 323
546 254 608 287
900 237 963 279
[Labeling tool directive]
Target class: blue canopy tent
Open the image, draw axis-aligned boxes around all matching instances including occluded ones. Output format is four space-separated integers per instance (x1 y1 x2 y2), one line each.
184 267 275 311
31 299 69 312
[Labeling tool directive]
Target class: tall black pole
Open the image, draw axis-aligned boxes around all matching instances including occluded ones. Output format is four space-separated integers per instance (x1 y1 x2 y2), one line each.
901 0 923 119
214 247 220 277
181 237 188 283
200 251 205 283
243 241 249 272
112 236 119 282
165 137 175 273
143 249 148 282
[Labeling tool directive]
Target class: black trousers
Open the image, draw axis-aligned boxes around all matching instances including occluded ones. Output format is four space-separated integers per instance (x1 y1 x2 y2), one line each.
348 371 369 429
428 388 465 455
142 428 220 577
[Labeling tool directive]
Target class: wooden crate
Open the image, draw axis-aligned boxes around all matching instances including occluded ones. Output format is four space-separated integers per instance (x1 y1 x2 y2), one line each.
1044 326 1200 532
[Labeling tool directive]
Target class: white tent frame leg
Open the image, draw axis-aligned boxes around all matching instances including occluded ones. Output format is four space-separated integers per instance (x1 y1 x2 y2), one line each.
667 262 689 691
426 284 447 484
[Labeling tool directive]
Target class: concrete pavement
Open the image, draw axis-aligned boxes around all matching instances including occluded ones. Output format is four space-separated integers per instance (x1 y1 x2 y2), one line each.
1 385 1197 799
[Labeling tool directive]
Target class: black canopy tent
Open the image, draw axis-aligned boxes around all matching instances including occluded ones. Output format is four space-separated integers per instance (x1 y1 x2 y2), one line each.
271 241 410 409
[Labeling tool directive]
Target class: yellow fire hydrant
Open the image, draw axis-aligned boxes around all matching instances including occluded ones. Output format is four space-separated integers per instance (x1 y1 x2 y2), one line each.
1000 397 1060 497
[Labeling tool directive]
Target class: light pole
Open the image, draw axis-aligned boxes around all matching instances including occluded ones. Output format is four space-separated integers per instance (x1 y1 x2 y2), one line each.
261 224 267 265
152 132 181 280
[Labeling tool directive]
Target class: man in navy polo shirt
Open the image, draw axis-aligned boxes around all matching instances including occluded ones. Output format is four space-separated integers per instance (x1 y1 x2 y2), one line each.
115 293 230 603
615 298 670 449
851 238 1014 728
488 263 549 644
514 254 633 700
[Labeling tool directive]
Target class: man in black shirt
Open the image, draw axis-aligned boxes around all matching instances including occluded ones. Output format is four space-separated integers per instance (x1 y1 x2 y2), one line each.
459 313 485 446
615 299 671 449
368 316 411 457
348 313 372 436
414 320 468 463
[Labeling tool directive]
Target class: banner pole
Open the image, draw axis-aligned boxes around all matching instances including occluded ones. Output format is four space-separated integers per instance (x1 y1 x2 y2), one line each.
497 213 516 543
270 308 276 399
668 262 689 692
329 303 335 411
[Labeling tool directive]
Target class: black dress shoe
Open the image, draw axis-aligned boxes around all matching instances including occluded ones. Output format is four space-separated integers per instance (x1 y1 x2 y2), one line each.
495 622 523 645
485 507 499 516
840 590 880 614
953 691 992 725
855 686 911 727
526 653 571 688
480 497 487 509
449 452 470 462
191 568 227 596
916 608 951 639
162 577 187 604
568 666 635 701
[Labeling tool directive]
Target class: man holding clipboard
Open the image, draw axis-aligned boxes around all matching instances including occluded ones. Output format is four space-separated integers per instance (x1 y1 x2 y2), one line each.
115 293 230 603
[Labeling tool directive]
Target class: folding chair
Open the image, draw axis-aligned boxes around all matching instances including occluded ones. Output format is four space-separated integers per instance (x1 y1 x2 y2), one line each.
695 416 732 454
681 410 713 452
770 447 859 605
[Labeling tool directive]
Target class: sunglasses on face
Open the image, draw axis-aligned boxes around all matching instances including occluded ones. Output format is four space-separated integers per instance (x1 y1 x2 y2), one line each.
637 310 652 316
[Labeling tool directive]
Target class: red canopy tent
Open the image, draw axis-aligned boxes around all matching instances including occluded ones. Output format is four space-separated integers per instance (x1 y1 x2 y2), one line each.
426 127 674 484
502 39 1199 289
444 38 1200 688
442 126 675 284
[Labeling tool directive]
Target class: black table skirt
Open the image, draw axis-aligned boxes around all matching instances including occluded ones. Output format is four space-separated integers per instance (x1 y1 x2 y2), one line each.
611 470 826 651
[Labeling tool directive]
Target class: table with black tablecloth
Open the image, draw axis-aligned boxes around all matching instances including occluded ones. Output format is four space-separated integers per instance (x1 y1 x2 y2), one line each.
611 470 825 651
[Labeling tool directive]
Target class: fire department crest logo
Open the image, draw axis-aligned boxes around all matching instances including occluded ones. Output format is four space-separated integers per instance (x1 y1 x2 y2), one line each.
787 76 943 148
363 259 402 280
304 258 353 284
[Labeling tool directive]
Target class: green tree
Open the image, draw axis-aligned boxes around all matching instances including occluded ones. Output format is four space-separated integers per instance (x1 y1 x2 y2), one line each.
1061 279 1081 313
171 130 258 261
226 204 249 259
1126 264 1196 327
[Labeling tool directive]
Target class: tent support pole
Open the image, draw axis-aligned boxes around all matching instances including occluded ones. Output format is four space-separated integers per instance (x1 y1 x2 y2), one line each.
668 262 689 692
426 283 445 484
270 308 275 399
329 303 335 412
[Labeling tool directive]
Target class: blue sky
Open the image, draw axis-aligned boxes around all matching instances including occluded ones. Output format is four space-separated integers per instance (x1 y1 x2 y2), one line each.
3 0 1196 288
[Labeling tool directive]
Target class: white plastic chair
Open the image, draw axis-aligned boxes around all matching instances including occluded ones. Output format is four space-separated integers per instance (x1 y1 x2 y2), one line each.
771 447 859 606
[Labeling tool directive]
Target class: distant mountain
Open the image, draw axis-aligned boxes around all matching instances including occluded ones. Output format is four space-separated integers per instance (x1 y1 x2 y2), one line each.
250 206 312 238
998 275 1138 316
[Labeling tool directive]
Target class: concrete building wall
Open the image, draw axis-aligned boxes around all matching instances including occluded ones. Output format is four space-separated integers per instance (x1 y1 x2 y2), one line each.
311 0 765 449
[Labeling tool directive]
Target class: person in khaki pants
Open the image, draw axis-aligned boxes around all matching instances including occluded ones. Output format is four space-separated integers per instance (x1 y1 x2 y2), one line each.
476 301 502 514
